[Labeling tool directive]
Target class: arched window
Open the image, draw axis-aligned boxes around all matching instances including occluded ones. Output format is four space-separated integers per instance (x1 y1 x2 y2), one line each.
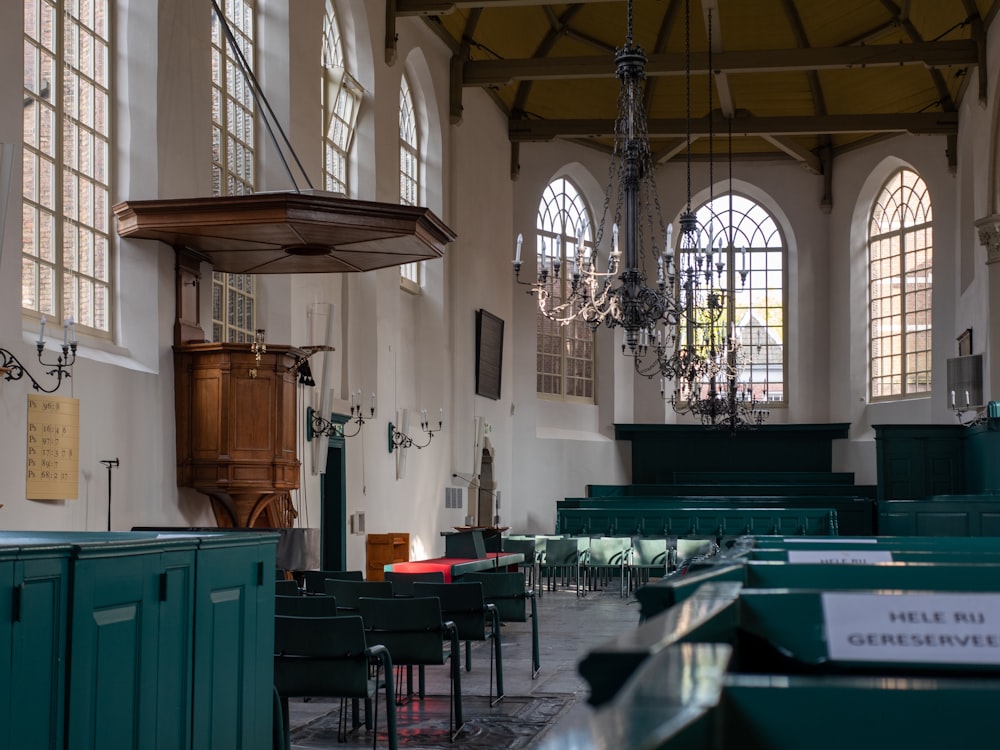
678 194 786 403
23 0 114 338
869 168 933 400
398 73 421 290
536 177 594 401
322 3 362 196
210 0 258 343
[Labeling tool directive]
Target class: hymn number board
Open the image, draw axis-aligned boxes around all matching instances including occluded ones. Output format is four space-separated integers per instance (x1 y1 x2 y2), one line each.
26 394 80 500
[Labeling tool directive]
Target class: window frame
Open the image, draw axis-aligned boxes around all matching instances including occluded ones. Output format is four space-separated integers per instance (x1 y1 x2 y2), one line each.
322 5 362 197
868 168 933 402
676 192 788 406
22 0 115 340
535 176 596 403
398 73 421 293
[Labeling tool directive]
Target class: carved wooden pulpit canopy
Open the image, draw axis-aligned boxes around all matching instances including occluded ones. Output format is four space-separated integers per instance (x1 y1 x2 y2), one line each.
114 191 456 528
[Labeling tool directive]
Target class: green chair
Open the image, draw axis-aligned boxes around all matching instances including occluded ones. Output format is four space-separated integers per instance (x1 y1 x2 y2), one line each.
463 571 540 679
384 570 445 596
585 536 632 596
359 596 464 741
273 614 396 750
413 581 504 705
324 579 394 614
301 569 363 594
629 537 670 590
501 537 539 593
540 537 586 595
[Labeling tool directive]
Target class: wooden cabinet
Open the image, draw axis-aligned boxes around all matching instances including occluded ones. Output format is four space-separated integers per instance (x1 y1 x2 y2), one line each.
365 533 409 581
174 343 306 528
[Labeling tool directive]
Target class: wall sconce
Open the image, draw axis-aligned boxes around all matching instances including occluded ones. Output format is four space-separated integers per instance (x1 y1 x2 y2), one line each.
308 389 375 440
1 316 77 393
951 388 988 427
388 408 443 452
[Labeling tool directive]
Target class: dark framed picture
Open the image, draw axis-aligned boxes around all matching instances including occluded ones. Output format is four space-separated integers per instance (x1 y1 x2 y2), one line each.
475 309 504 400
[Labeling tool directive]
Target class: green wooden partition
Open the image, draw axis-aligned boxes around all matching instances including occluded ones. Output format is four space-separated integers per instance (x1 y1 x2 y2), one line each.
0 530 277 750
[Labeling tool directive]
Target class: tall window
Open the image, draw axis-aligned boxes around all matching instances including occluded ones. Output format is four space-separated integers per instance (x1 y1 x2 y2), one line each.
210 0 257 343
536 178 594 401
399 74 421 290
322 4 362 196
677 194 786 402
869 168 933 400
23 0 113 337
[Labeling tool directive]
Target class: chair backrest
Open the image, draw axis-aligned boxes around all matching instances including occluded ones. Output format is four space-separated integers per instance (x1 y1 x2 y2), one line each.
588 537 631 566
275 579 301 596
324 579 394 612
273 615 371 698
301 569 363 594
412 581 488 641
274 594 338 617
359 596 449 666
502 537 537 561
545 538 583 566
384 570 445 597
461 571 528 623
632 538 669 567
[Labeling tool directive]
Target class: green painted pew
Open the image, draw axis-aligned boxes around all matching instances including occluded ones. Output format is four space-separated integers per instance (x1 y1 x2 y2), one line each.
878 496 1000 536
561 641 1000 750
558 496 873 535
556 506 840 537
584 483 874 497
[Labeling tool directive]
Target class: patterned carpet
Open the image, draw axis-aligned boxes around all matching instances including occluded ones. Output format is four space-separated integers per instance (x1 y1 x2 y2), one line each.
290 694 576 749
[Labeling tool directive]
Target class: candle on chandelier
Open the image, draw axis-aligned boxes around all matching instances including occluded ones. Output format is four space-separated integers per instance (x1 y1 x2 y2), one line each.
38 315 46 345
665 224 673 255
966 390 971 407
950 390 956 408
439 408 443 426
514 233 523 264
371 392 376 413
69 316 75 344
63 317 70 346
612 223 619 254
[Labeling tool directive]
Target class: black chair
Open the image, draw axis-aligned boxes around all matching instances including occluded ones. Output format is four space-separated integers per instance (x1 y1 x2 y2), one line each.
301 569 364 594
359 596 464 741
274 594 337 617
324 579 394 614
463 571 540 679
275 579 301 596
413 581 504 706
384 570 445 597
274 614 397 750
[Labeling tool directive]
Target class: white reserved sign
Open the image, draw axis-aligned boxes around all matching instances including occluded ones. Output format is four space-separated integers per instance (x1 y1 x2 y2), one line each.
787 549 894 564
822 592 1000 664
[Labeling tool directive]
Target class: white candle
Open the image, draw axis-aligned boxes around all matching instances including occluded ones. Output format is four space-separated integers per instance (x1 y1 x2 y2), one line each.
665 224 672 255
514 233 523 264
69 316 75 344
38 315 46 345
951 390 956 408
63 318 69 346
966 390 971 407
612 223 619 254
439 407 443 425
371 392 376 413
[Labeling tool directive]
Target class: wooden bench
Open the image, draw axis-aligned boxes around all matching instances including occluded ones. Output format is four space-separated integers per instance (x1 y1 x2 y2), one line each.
555 505 840 538
558 495 874 535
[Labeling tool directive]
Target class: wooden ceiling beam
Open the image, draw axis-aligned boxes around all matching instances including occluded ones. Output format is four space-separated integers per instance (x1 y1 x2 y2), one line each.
397 0 612 14
463 39 978 85
761 134 822 174
509 112 959 141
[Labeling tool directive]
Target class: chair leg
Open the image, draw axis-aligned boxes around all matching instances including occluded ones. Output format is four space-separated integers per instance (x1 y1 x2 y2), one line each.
529 594 541 679
465 640 472 672
489 609 505 706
